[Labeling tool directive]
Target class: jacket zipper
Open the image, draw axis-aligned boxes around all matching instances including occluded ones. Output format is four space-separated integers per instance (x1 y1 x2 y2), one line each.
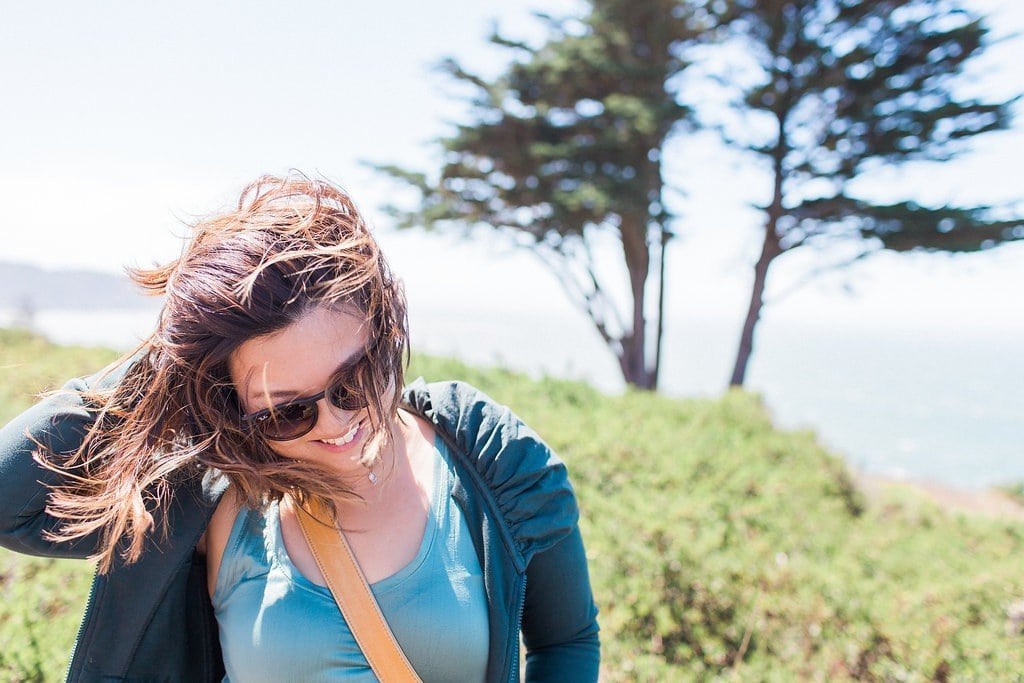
64 566 99 682
509 573 527 682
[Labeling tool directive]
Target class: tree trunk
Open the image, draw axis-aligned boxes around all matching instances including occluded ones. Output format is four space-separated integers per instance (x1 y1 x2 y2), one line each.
619 214 655 389
651 227 670 389
617 337 653 389
729 219 779 386
730 125 786 387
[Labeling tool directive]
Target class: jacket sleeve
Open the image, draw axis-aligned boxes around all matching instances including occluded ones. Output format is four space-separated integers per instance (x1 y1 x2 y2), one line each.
522 516 601 682
0 364 126 559
404 379 601 680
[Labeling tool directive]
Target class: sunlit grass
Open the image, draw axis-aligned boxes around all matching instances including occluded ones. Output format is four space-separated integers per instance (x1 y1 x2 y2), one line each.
1 329 1021 680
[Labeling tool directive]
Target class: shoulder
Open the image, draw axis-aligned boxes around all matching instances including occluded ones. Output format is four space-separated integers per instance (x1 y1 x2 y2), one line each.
402 379 579 559
402 379 557 478
203 485 245 597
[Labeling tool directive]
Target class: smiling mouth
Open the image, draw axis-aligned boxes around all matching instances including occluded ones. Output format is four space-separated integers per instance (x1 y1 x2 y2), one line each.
317 420 364 446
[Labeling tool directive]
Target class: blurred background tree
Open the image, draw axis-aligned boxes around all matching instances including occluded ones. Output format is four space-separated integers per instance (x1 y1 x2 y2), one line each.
378 0 1022 390
377 0 705 390
703 0 1021 386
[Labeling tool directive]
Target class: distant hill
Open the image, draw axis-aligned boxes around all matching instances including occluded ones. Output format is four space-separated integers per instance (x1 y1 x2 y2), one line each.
0 261 160 312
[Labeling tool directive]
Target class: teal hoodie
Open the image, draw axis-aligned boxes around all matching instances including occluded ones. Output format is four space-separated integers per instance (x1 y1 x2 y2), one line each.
0 367 599 682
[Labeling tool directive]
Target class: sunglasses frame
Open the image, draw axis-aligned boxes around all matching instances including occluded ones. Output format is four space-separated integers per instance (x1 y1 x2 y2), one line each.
241 373 368 442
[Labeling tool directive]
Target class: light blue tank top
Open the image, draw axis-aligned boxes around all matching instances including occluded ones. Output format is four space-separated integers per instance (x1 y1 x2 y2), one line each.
211 438 489 682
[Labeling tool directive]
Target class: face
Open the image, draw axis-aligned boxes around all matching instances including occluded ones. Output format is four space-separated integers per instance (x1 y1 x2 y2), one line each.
228 305 376 470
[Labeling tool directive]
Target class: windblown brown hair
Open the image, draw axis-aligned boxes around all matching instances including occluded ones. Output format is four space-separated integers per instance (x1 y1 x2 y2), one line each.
35 174 409 573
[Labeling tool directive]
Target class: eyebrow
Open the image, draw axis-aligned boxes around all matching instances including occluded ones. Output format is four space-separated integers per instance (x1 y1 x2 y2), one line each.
246 352 365 405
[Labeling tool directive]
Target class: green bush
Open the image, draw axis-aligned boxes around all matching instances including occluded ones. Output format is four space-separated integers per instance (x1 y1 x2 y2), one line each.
407 358 1023 680
0 330 1021 681
0 329 117 682
999 482 1024 505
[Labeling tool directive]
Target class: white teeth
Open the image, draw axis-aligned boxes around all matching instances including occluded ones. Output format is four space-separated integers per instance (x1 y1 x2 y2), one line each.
319 422 361 446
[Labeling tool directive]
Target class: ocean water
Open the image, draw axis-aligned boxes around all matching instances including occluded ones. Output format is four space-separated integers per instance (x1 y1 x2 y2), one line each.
405 307 1024 490
3 305 1020 490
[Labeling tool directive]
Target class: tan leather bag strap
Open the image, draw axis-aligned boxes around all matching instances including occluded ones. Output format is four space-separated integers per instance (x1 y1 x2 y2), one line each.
294 497 422 683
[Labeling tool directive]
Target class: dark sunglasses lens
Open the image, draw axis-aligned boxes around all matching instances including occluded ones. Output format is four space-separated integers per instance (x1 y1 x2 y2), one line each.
260 402 317 440
328 381 367 412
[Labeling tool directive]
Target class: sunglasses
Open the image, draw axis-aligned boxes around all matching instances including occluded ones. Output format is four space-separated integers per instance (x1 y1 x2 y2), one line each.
240 365 369 441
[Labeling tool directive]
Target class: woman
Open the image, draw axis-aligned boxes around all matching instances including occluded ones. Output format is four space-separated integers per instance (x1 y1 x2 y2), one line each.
0 175 599 682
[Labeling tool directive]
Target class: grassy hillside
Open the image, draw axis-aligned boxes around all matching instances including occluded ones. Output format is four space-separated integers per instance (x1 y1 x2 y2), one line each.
1 328 1021 681
0 330 119 681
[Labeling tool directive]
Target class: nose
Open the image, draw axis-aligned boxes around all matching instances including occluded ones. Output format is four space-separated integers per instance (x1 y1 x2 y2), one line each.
311 396 361 435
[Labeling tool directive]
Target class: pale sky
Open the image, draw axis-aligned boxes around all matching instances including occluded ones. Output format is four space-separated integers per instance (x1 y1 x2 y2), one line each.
1 0 1021 338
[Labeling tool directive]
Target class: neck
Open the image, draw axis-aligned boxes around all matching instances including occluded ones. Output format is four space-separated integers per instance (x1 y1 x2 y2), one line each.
344 412 411 501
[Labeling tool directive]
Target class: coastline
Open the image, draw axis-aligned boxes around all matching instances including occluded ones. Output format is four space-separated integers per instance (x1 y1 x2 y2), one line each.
3 307 1022 491
854 470 1024 522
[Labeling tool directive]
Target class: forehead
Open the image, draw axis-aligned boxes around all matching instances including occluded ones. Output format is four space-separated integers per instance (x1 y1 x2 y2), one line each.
228 306 369 407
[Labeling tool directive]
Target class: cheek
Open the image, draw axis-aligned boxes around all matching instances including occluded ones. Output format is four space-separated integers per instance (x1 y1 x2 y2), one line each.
265 440 307 462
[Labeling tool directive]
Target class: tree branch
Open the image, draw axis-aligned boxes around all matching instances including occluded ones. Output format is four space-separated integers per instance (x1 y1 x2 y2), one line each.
767 248 876 305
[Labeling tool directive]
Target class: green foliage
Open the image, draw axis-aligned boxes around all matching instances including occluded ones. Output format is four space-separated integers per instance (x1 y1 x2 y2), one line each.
409 354 1024 680
2 331 1023 679
0 329 116 682
376 0 700 389
0 328 119 425
999 482 1024 505
711 0 1022 386
0 555 93 682
709 0 1020 255
379 0 1023 390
